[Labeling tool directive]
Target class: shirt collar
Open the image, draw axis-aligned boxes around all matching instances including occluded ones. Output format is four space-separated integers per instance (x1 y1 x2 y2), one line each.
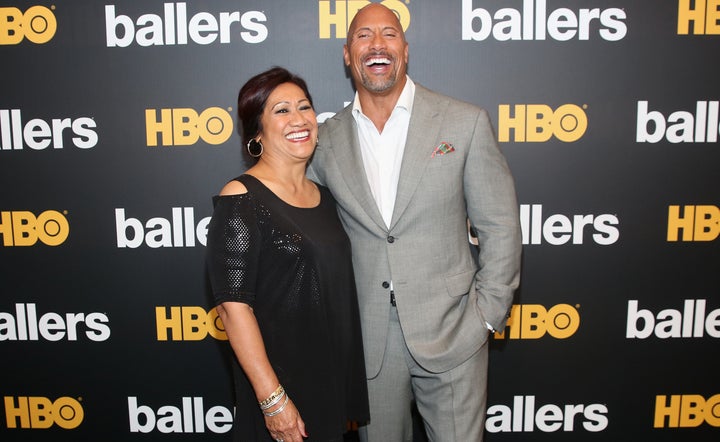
352 75 415 118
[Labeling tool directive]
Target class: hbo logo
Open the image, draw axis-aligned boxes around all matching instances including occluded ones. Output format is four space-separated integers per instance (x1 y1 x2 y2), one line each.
145 107 234 146
0 6 57 44
498 104 588 142
494 304 581 339
4 396 84 429
156 306 227 341
0 210 70 246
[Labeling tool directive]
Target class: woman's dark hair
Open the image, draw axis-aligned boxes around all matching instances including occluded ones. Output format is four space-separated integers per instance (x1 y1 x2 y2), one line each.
237 66 314 151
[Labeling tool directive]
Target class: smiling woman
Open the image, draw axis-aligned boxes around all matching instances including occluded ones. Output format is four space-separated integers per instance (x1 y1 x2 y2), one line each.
205 67 370 442
254 83 317 170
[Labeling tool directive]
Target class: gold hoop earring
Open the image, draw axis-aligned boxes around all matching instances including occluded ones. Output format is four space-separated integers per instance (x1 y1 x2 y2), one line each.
246 138 263 158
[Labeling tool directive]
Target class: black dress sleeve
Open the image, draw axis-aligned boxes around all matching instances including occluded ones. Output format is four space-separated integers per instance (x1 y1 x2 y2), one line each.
205 193 261 307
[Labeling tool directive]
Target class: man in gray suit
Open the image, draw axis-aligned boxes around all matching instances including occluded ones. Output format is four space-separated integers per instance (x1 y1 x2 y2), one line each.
308 4 521 441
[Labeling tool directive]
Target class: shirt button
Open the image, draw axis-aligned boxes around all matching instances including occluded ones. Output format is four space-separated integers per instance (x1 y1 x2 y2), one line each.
382 281 390 289
387 236 395 243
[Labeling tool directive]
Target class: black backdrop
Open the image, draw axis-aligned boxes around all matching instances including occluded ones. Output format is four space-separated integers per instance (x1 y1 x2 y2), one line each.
2 1 719 441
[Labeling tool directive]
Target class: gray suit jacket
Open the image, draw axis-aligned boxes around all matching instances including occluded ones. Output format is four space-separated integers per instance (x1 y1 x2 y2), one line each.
308 84 521 377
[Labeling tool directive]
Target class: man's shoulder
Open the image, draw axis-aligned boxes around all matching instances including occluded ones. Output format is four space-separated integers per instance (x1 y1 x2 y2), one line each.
414 83 486 115
316 105 353 158
324 104 354 124
318 105 352 135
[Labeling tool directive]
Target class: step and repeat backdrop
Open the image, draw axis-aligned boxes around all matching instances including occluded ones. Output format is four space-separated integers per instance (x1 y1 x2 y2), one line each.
1 1 718 441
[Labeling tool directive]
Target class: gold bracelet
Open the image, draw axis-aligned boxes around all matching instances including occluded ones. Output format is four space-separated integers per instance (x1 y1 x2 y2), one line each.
260 390 285 411
258 384 284 409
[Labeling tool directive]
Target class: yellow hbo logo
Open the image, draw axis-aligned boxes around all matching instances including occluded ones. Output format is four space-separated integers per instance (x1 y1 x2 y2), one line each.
667 205 719 242
319 0 410 39
678 0 720 35
156 306 227 341
4 396 84 429
0 6 57 45
655 394 720 428
0 210 70 247
494 304 580 339
499 104 588 142
145 107 234 146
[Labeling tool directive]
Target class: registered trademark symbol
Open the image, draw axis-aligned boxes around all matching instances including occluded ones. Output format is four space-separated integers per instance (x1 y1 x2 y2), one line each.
583 104 588 110
576 304 581 309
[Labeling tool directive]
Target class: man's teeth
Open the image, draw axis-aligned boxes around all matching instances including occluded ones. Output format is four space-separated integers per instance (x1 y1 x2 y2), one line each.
365 57 391 66
286 131 309 140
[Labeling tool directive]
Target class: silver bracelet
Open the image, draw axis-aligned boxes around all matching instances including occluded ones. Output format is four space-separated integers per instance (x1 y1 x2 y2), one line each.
262 394 289 417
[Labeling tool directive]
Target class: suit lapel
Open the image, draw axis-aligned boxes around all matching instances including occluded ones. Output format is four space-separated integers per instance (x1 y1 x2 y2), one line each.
328 108 388 232
390 86 444 230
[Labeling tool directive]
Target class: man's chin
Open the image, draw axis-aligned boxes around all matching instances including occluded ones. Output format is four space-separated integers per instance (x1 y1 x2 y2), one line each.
360 76 396 94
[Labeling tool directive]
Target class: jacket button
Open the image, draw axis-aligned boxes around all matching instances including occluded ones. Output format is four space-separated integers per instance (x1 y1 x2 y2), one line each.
382 281 390 289
387 236 395 243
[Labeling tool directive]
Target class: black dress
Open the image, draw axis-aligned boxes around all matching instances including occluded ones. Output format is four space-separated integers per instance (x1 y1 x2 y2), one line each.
206 174 369 442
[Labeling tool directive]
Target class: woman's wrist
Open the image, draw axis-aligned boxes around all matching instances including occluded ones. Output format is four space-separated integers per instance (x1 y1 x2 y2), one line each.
262 393 289 417
258 384 285 409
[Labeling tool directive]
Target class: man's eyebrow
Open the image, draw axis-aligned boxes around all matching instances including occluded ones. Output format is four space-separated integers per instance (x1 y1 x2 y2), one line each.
352 25 399 34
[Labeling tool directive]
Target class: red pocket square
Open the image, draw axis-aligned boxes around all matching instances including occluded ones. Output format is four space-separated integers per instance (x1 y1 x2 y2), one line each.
431 142 455 158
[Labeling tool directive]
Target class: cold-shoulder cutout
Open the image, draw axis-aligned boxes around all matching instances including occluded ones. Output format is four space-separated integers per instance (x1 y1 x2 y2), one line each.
219 179 248 196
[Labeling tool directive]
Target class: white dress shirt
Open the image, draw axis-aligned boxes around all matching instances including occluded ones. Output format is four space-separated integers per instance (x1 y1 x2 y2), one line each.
351 76 415 228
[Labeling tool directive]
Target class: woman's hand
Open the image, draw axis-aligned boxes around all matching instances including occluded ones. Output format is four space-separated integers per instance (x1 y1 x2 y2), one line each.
265 398 307 442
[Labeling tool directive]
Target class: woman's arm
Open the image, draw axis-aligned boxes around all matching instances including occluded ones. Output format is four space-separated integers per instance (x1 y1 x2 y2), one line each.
216 301 308 442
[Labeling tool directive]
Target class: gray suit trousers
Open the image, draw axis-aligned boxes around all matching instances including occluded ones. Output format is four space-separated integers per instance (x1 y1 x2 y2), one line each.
358 306 488 442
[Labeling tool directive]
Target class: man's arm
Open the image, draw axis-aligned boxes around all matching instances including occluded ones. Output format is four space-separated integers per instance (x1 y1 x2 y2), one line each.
464 109 522 331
